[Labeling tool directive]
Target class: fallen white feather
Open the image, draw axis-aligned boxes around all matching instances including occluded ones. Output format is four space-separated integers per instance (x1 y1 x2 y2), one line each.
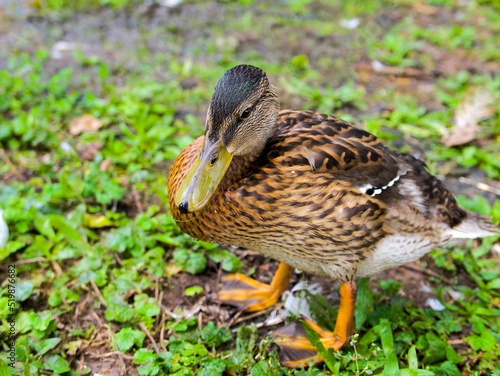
420 283 432 293
158 0 183 7
340 18 360 29
50 41 82 60
283 291 314 320
290 281 322 294
447 289 464 301
371 60 385 72
60 141 73 153
265 282 322 326
427 298 445 311
0 209 8 248
491 244 500 258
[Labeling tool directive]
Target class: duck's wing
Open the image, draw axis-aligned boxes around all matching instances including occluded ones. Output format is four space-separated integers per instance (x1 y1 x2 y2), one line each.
271 110 406 196
271 110 497 235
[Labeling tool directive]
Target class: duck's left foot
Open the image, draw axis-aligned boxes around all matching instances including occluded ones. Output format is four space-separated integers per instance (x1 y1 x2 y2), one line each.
273 281 357 368
273 318 348 368
217 263 293 312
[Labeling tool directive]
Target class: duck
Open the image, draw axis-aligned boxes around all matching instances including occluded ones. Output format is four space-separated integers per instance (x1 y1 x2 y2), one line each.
167 64 499 368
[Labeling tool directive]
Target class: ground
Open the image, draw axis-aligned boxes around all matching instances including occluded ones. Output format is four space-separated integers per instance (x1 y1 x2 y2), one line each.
0 0 499 375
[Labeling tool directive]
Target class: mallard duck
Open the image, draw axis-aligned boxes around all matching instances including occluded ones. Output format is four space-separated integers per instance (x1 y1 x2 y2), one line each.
167 65 499 367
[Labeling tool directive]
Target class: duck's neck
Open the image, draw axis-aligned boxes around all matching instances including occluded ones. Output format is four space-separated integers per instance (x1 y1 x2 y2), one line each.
218 153 260 192
219 115 279 191
218 119 279 192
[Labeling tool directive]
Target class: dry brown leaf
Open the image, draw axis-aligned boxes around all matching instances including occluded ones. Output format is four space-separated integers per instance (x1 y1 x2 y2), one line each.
76 142 104 160
454 88 495 129
69 114 103 135
99 159 112 172
441 87 495 147
166 263 183 278
441 124 479 148
412 3 438 15
65 339 86 356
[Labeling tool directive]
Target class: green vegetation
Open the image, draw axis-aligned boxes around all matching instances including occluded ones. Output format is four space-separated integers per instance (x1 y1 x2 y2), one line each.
1 0 499 375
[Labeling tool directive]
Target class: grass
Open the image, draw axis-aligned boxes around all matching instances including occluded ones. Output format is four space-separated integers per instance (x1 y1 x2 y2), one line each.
1 0 499 375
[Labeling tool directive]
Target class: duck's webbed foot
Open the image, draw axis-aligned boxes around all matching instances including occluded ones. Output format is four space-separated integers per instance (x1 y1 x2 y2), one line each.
217 263 293 312
273 281 357 368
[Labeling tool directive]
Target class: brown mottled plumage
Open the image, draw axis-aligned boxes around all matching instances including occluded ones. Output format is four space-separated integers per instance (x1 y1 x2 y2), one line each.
168 65 498 367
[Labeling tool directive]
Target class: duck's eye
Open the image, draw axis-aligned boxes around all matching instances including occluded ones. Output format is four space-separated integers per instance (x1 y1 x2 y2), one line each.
209 154 218 165
240 108 251 119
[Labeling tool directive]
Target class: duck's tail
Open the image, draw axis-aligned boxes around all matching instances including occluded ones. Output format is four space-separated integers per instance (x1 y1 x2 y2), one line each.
447 211 499 239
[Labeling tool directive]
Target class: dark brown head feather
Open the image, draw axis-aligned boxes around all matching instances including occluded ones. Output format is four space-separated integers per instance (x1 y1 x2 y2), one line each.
207 65 268 143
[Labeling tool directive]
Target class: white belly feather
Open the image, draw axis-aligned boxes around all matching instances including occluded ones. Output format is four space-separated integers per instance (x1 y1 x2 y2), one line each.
356 234 454 278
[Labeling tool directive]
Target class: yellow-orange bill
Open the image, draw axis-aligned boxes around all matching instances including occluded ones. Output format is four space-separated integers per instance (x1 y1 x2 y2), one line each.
175 138 233 213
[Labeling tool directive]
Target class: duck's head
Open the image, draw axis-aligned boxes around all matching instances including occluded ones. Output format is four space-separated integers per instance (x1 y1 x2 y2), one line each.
175 65 279 214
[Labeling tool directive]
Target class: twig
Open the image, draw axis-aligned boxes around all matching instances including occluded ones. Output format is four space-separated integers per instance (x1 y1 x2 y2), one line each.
231 305 278 328
226 309 244 327
111 199 118 212
77 354 84 371
159 311 167 353
110 327 127 369
470 351 483 366
65 278 79 288
198 312 203 331
139 322 160 354
458 177 500 196
132 185 144 213
71 323 105 361
90 278 108 307
215 265 223 327
91 339 110 347
164 316 182 339
401 264 453 285
74 293 91 325
155 278 159 301
90 311 103 327
114 252 124 267
14 257 46 265
157 290 163 310
51 260 63 277
235 249 261 259
154 290 164 336
161 305 182 319
89 351 134 360
0 148 23 180
353 62 436 79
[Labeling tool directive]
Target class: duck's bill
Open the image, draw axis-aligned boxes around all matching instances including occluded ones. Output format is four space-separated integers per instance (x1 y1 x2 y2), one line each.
175 138 233 213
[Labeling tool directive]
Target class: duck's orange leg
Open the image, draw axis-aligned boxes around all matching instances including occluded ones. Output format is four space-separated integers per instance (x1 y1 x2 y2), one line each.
274 281 357 368
217 263 293 312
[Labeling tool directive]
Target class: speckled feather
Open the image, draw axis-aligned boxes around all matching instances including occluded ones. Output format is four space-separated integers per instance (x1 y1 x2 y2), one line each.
168 106 498 282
